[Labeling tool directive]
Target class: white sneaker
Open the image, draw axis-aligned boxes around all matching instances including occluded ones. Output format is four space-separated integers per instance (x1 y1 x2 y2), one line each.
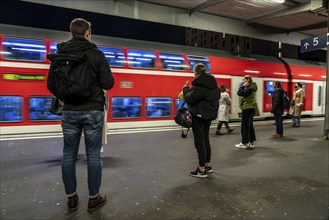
246 143 255 150
235 143 247 149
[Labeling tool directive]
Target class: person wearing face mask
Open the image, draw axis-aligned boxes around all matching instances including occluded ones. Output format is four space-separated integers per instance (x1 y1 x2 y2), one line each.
289 82 304 127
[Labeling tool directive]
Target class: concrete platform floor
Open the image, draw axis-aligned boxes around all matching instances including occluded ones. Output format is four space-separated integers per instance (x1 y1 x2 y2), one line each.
0 118 328 220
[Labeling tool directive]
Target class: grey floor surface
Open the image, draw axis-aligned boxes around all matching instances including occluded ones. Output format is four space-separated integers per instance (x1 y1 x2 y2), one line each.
1 119 328 220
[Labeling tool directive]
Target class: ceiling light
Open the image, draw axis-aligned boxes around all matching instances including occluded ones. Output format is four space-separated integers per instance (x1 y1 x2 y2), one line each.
266 0 285 3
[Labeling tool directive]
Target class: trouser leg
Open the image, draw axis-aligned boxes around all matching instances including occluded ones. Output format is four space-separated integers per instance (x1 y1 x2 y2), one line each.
192 117 207 167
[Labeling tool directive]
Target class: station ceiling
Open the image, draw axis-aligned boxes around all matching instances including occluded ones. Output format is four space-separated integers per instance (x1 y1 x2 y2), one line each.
141 0 328 36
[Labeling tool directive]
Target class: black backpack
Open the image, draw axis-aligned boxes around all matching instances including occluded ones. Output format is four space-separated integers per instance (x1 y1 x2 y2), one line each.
174 102 193 138
47 53 96 103
282 92 290 109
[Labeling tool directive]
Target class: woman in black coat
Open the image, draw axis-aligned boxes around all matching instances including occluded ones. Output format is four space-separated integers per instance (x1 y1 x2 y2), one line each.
183 63 220 178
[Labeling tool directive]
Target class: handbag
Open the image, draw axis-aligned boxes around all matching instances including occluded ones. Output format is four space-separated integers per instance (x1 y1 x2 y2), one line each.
174 102 192 138
253 101 260 116
50 97 63 116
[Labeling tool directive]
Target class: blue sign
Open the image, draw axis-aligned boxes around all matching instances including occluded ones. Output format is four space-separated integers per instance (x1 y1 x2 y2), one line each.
300 34 328 53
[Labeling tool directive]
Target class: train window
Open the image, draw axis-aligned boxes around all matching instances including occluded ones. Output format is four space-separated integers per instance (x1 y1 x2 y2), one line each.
112 97 142 119
187 55 211 73
2 37 46 62
175 98 188 112
98 47 125 67
29 97 61 121
146 97 172 118
0 96 23 122
266 81 275 96
50 42 60 53
127 49 156 69
159 53 185 71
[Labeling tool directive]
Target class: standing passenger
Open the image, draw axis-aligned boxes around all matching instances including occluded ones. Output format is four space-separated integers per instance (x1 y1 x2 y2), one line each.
47 18 115 211
289 82 304 127
271 81 284 138
235 75 257 149
216 85 234 135
182 63 220 178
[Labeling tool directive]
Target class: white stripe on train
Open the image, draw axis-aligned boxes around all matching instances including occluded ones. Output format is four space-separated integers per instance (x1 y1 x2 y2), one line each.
0 61 315 82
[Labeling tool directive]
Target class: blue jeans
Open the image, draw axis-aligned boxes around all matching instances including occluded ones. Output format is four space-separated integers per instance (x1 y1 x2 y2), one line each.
61 110 104 197
291 115 301 127
274 114 283 135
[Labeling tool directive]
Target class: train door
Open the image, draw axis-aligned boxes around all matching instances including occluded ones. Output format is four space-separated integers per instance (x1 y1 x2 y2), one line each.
230 76 263 119
312 81 326 115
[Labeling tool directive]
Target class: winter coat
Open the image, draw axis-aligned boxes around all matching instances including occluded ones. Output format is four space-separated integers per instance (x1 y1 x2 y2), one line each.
237 82 258 110
289 88 304 116
271 87 284 115
47 36 115 111
217 92 231 122
183 74 220 120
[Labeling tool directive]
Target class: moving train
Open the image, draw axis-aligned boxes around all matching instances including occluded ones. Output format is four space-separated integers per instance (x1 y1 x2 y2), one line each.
0 24 326 135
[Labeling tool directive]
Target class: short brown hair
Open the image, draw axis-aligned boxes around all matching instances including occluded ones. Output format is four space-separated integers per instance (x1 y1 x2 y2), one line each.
70 18 91 37
244 75 253 83
194 63 207 75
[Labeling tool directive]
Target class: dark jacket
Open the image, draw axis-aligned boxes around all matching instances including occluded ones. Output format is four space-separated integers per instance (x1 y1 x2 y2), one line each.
182 74 220 120
47 37 115 111
271 87 284 115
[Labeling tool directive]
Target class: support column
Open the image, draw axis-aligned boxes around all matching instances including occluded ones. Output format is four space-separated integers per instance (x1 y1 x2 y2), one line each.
324 14 329 140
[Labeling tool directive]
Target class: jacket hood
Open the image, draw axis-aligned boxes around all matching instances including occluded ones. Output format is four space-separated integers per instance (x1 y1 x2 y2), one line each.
250 81 258 92
192 74 218 90
57 37 96 54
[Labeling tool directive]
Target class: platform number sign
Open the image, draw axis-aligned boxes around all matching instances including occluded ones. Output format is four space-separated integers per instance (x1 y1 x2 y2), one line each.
300 34 328 53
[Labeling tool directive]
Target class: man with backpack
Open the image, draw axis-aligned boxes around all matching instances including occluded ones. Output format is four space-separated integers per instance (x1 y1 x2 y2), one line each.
271 81 284 138
47 18 114 212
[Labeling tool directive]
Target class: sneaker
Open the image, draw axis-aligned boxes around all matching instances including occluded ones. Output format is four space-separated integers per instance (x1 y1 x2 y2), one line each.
227 128 234 133
246 143 255 150
190 167 208 178
88 194 107 211
234 143 247 149
271 133 281 138
68 194 79 211
215 131 222 135
205 166 213 173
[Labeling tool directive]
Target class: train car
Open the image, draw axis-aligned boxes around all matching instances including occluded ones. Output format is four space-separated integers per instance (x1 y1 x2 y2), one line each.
0 24 326 135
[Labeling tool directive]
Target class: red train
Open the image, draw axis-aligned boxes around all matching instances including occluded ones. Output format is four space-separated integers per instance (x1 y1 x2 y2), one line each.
0 24 326 135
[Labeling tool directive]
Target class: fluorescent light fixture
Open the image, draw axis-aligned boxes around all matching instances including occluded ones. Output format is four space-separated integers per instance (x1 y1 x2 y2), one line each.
244 70 260 74
273 72 287 75
266 0 285 3
264 0 286 4
298 74 312 77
